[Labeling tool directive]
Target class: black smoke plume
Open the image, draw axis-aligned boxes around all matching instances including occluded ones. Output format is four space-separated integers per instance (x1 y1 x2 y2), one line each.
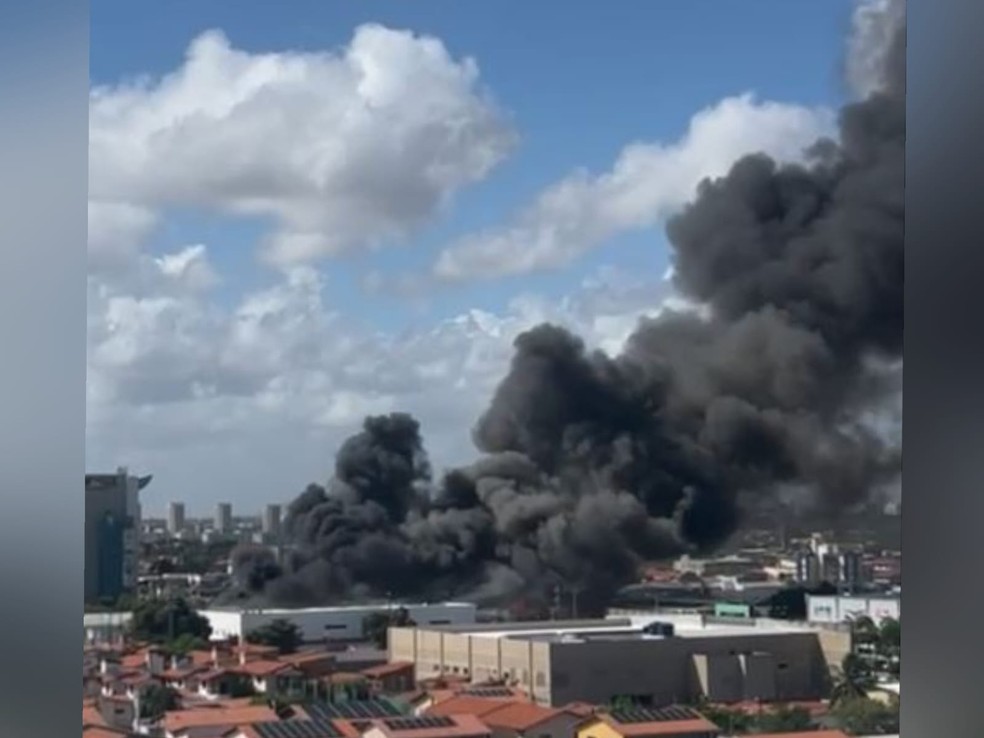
227 1 904 613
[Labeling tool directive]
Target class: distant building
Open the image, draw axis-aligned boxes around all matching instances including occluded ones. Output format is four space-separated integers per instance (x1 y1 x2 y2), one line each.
168 502 186 536
820 553 841 585
199 602 477 643
84 468 150 603
390 613 848 707
83 611 133 645
263 504 282 540
806 594 900 624
795 551 819 585
215 502 233 535
840 550 864 590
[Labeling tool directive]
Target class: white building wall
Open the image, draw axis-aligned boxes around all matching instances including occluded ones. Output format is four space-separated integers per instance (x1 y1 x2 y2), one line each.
806 595 900 624
200 602 477 642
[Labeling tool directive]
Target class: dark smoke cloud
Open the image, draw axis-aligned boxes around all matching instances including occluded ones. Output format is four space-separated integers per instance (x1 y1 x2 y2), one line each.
228 1 904 613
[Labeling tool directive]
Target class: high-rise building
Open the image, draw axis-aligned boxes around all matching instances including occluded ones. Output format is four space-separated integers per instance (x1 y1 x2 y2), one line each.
795 550 819 585
84 468 150 603
263 503 282 540
840 549 864 591
168 501 186 536
820 553 842 584
215 502 233 535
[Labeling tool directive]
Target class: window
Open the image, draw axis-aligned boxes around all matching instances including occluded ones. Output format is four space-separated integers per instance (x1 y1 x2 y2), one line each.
535 672 545 687
323 624 347 631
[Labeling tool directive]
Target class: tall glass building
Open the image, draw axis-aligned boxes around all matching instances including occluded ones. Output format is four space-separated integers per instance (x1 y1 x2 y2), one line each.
84 469 151 604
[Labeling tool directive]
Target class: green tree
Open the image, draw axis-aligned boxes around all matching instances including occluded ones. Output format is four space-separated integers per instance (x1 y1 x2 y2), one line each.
363 607 416 649
850 615 879 645
140 684 180 719
130 597 212 645
754 705 813 733
165 632 209 655
830 696 899 735
363 612 392 649
695 705 752 735
246 619 303 655
831 653 875 706
877 617 900 676
228 678 256 698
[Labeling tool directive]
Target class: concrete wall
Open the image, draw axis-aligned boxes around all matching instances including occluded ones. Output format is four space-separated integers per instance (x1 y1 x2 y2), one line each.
740 652 777 701
500 638 534 691
389 627 417 663
443 633 473 678
547 632 828 707
417 629 445 678
529 642 552 705
693 653 743 702
470 637 502 684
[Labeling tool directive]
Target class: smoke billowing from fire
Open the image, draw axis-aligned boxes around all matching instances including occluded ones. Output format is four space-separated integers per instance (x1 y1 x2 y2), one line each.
228 0 904 613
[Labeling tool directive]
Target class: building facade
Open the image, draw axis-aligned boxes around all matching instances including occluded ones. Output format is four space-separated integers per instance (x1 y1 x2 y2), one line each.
390 614 843 707
215 502 233 535
263 504 282 540
84 469 150 603
200 602 478 643
168 501 186 536
805 594 900 624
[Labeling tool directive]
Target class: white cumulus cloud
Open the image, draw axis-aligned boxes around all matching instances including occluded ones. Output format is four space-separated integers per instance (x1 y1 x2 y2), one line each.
89 25 515 267
433 94 833 281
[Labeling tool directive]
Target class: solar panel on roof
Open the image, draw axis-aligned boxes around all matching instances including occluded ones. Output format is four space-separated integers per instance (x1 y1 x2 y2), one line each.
253 719 344 738
610 705 700 724
312 699 403 719
462 686 513 697
383 715 456 731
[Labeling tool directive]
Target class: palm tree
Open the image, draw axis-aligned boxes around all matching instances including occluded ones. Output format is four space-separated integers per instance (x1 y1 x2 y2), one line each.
877 617 901 677
830 653 875 706
850 615 879 645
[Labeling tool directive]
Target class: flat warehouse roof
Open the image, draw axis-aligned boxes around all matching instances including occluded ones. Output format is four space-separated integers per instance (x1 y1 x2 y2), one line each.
424 614 817 641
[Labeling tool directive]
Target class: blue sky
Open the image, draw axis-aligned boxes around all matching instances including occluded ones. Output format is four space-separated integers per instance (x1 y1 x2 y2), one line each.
87 0 863 514
91 0 854 332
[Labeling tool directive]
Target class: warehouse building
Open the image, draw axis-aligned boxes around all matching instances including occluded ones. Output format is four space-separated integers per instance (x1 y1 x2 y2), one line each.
200 602 477 643
389 613 847 708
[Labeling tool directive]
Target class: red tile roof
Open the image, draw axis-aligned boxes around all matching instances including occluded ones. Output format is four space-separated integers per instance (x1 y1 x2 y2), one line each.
375 713 491 738
427 696 518 719
561 702 596 718
480 702 567 731
83 728 131 738
163 705 279 733
362 661 414 678
83 703 108 727
237 659 294 677
752 733 849 738
586 713 721 737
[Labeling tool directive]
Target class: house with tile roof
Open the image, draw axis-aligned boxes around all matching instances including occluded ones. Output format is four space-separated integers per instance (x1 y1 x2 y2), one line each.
477 701 582 738
362 713 493 738
744 732 849 738
576 706 720 738
162 704 280 738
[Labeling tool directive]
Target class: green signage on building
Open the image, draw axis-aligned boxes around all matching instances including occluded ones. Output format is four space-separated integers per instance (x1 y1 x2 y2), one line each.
714 602 751 618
